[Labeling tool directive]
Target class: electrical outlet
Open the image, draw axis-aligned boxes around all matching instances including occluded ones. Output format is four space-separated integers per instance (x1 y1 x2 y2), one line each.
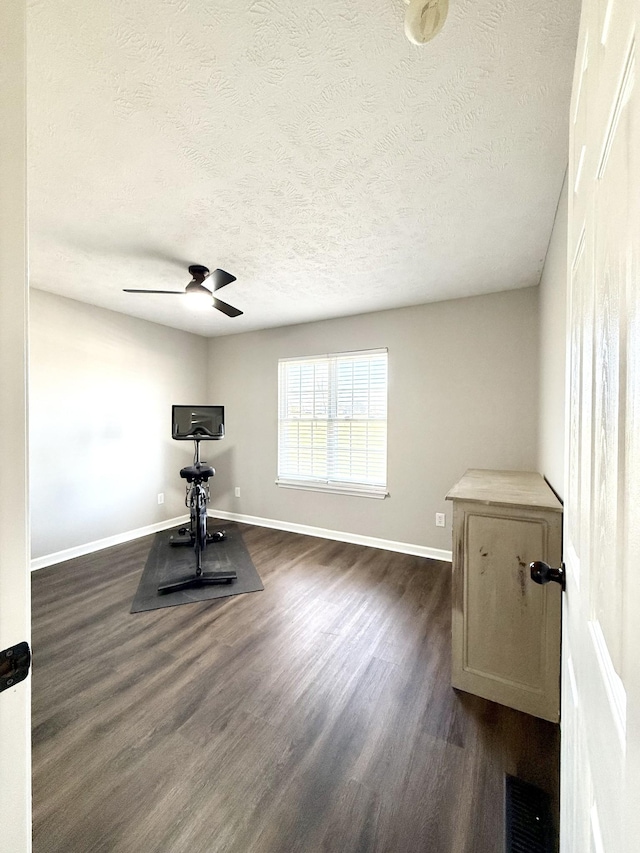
435 512 445 527
235 487 241 498
158 493 164 505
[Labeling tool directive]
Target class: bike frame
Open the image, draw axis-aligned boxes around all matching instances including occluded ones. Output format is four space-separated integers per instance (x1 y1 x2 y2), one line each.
158 435 236 594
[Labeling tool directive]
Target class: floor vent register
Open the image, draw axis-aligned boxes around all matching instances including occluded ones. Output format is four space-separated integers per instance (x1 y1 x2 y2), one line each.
505 775 555 853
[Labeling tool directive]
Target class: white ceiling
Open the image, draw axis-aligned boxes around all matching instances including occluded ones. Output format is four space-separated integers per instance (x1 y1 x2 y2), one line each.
27 0 580 337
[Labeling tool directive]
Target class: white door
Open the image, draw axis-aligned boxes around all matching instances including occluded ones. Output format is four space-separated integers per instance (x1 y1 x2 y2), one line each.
563 0 640 850
0 2 32 852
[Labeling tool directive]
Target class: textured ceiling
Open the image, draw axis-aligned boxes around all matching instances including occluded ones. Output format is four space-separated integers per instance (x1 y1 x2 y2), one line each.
27 0 580 337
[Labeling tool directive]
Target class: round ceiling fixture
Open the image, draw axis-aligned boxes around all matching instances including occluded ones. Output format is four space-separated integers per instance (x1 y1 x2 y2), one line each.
405 0 449 45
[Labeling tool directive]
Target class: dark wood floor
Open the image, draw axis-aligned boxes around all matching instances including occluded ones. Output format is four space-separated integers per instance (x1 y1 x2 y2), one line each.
31 523 559 853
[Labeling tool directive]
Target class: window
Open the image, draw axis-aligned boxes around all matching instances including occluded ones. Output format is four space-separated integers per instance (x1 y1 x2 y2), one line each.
277 348 388 498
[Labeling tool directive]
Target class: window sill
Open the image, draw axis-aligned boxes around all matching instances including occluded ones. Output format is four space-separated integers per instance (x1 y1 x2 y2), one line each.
275 479 388 499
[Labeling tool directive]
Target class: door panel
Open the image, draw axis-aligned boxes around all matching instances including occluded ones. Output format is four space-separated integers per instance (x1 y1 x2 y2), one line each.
466 514 548 687
564 0 639 850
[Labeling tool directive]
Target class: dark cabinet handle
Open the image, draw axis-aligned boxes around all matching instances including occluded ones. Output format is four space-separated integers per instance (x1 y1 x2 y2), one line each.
529 561 565 591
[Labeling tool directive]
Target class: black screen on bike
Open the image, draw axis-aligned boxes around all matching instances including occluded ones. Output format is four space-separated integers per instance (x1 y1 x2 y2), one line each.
172 405 225 440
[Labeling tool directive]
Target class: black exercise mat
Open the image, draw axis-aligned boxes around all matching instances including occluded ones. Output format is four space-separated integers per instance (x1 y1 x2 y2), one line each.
131 522 263 613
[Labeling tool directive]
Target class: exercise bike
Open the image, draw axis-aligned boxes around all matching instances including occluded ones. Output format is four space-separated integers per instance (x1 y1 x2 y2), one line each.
158 410 237 594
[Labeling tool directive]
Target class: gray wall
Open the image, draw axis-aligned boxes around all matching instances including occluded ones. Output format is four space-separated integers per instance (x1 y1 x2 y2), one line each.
537 175 568 500
29 290 208 559
206 287 539 553
30 285 543 560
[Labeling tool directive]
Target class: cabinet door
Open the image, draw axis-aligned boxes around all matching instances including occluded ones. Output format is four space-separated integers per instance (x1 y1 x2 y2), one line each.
451 501 562 721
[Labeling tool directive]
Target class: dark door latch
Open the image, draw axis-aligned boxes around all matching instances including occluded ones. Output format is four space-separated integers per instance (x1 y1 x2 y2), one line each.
529 561 566 591
0 642 31 693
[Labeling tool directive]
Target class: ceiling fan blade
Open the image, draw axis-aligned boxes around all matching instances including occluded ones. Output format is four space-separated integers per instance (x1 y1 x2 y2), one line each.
123 289 184 294
212 297 243 318
208 269 237 291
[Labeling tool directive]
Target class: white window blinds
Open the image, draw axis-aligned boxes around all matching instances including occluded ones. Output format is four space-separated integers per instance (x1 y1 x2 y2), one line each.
277 349 388 497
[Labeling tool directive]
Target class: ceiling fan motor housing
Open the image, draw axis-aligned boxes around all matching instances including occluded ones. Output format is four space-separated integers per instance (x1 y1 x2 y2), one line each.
188 264 210 281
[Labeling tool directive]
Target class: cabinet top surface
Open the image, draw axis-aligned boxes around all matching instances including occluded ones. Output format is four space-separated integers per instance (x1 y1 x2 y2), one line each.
445 469 562 511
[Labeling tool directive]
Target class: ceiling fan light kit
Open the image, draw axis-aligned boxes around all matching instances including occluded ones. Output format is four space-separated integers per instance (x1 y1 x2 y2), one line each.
404 0 449 45
185 281 215 310
123 264 243 317
184 281 212 297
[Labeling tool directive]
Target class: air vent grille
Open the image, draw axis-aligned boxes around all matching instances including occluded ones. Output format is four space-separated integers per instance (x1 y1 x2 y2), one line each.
505 775 555 853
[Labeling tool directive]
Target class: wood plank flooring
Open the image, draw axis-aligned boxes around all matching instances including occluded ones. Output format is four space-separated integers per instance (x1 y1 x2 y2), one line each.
31 523 559 853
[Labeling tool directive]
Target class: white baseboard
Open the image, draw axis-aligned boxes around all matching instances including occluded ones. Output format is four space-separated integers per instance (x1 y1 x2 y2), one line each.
30 515 190 571
208 508 452 563
31 511 452 572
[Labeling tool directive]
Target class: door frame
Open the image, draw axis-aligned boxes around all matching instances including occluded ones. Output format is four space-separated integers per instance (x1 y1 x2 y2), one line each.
0 1 32 851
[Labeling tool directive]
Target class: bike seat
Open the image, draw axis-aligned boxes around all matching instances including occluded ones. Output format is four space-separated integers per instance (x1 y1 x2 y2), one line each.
180 463 215 482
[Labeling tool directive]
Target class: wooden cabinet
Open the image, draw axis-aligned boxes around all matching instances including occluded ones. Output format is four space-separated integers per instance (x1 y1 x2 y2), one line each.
446 469 562 722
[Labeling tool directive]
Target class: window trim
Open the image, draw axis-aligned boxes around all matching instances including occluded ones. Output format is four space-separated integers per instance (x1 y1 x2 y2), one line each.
275 477 389 499
277 347 388 364
277 348 389 498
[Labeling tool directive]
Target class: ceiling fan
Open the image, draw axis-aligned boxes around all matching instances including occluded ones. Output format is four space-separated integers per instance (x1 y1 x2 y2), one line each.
123 264 243 317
